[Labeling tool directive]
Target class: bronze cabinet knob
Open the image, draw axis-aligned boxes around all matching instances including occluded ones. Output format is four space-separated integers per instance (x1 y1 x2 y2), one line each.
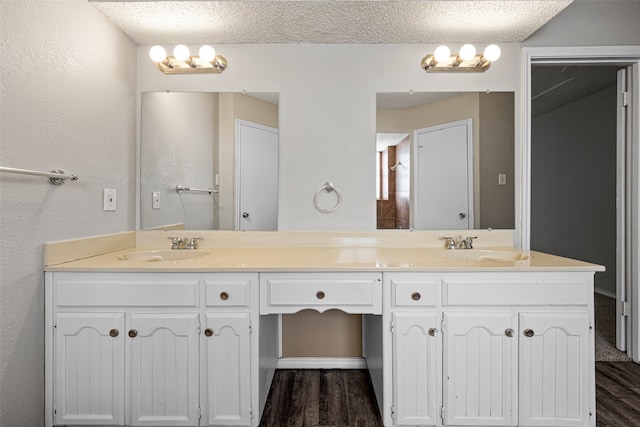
524 329 535 337
316 291 325 300
220 292 229 301
411 292 421 301
109 329 119 338
204 328 213 337
428 328 438 337
505 329 515 337
128 329 138 338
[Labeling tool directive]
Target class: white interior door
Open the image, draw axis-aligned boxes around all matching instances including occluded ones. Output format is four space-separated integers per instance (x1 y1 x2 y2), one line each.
413 119 473 230
236 120 279 231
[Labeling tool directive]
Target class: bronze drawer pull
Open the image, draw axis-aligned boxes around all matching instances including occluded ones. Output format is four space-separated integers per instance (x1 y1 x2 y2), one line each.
411 292 421 301
316 291 325 300
220 291 229 301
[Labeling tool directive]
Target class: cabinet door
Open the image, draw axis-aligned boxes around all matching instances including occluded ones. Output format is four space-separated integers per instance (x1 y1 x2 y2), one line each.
392 312 441 426
444 312 517 426
202 312 252 426
128 313 200 426
520 312 590 426
55 312 125 425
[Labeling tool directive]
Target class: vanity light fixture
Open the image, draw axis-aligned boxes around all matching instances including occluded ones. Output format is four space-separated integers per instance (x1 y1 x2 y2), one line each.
149 44 227 74
421 44 501 73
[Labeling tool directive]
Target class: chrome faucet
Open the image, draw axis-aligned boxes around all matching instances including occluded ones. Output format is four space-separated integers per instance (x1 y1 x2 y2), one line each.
167 236 202 250
440 235 477 249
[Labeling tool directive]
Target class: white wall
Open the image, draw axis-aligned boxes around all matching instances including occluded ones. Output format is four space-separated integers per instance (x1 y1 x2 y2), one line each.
531 86 618 295
0 2 137 426
137 43 521 230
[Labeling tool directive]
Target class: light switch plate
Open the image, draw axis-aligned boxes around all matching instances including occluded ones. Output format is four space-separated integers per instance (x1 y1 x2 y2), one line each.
152 192 161 210
103 188 117 211
498 173 507 186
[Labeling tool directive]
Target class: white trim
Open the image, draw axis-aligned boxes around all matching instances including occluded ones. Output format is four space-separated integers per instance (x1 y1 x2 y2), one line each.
276 357 367 370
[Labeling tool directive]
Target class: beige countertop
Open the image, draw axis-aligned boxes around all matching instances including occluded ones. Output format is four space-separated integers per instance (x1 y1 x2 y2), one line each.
44 244 604 273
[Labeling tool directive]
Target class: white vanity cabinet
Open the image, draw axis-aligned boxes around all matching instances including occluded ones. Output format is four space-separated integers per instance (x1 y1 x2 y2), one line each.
45 272 260 427
384 272 595 427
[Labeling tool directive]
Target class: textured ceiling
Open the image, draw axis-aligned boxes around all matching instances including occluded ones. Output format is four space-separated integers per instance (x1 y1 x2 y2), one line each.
90 0 572 45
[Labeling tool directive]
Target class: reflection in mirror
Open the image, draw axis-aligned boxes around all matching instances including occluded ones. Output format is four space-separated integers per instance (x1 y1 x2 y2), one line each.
376 92 515 230
140 92 279 230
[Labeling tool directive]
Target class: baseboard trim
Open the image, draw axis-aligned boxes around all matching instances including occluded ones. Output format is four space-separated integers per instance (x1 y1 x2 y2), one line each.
595 288 616 299
276 357 367 369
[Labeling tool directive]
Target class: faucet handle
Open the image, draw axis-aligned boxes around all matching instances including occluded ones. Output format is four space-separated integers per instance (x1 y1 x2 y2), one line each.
440 236 456 249
185 236 202 250
463 236 478 249
167 236 184 249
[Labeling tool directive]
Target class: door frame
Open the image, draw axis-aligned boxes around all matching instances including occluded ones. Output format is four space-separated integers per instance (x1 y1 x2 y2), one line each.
521 46 640 361
412 118 474 230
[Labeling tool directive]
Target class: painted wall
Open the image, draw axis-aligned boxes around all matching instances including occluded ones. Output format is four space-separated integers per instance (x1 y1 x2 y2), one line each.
531 86 617 295
0 2 137 426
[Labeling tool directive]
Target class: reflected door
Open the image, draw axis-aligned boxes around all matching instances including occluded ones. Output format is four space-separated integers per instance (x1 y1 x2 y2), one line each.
236 120 279 231
414 119 473 229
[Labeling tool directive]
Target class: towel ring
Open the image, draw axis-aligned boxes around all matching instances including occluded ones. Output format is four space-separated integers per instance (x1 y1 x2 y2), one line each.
313 182 342 213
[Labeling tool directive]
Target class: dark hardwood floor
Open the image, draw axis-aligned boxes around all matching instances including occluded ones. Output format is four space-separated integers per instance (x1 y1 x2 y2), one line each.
260 369 383 427
596 362 640 426
260 364 640 426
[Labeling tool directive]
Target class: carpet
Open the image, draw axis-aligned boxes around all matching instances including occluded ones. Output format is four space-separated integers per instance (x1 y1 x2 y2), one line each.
594 293 632 362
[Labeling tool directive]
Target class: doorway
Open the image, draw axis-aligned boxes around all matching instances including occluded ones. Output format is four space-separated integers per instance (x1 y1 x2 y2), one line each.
524 47 640 362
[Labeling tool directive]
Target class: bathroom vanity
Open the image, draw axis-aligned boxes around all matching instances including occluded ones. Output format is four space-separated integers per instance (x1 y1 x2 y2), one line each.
44 231 602 427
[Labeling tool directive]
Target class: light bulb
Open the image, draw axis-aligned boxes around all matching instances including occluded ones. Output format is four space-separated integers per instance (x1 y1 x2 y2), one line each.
483 44 501 62
459 44 477 62
173 44 191 62
198 45 216 62
433 45 451 63
149 45 167 63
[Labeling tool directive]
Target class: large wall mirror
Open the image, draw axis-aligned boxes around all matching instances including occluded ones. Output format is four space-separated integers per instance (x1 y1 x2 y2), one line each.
140 92 279 231
376 92 515 230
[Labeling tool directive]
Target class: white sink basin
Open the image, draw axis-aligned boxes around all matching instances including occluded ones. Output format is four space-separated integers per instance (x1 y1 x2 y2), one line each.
439 249 529 262
117 250 209 262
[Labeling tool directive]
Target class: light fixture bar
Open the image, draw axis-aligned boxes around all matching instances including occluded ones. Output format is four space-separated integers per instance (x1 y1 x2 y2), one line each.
421 44 500 73
156 55 227 74
421 54 491 73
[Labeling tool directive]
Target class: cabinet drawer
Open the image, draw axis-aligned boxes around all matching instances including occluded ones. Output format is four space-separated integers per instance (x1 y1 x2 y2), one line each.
55 275 199 307
443 275 591 306
260 273 382 314
205 278 252 307
391 278 439 307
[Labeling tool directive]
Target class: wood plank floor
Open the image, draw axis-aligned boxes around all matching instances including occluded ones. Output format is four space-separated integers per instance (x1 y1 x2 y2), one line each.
260 369 383 427
596 362 640 426
261 364 640 426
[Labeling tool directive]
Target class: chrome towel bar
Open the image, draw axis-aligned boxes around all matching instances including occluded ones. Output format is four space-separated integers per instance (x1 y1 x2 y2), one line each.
175 184 218 195
0 167 78 185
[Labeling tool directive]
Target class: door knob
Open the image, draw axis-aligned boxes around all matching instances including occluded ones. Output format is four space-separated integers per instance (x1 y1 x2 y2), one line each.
459 212 467 219
242 212 250 218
